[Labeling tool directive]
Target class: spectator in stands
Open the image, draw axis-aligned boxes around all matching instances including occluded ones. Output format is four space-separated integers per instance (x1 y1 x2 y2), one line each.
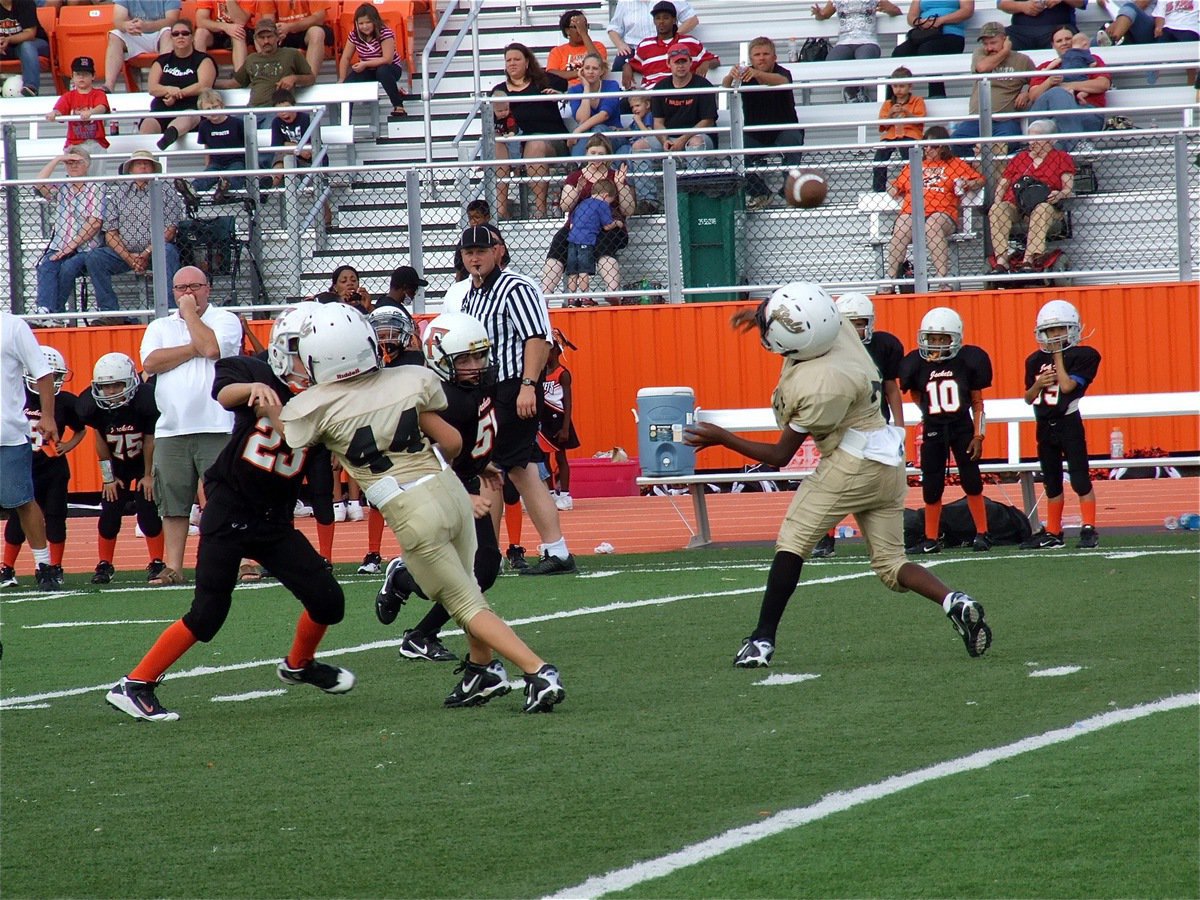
219 17 314 108
46 56 110 160
565 179 619 300
0 0 49 96
489 87 519 218
892 0 974 98
193 87 246 196
268 87 313 183
86 150 185 316
377 265 427 309
951 22 1035 155
622 1 717 90
337 3 407 120
873 66 926 191
607 0 699 73
546 8 606 85
139 266 242 585
493 42 568 219
988 118 1075 273
623 92 655 147
629 44 718 215
1000 0 1086 50
722 37 806 210
1028 26 1110 150
811 0 904 101
33 148 103 319
195 0 250 71
265 0 332 78
101 0 182 94
142 19 216 150
330 264 373 314
886 124 984 287
567 51 625 154
541 134 636 300
1098 0 1198 46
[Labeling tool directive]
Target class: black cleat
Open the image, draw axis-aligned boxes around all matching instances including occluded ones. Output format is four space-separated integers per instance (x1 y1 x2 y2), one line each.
810 533 836 559
972 532 994 552
522 664 565 713
0 565 16 588
358 551 383 575
946 593 992 658
50 564 65 587
106 677 179 722
277 659 356 693
92 561 116 584
1077 525 1100 549
444 659 512 708
1020 529 1065 550
399 629 457 662
146 559 166 582
35 563 56 591
906 538 943 555
734 636 775 668
505 544 529 572
375 557 410 625
519 551 577 576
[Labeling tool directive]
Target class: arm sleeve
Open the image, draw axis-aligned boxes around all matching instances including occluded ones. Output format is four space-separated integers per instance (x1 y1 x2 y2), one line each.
278 399 318 448
139 320 164 366
214 311 246 358
14 318 51 381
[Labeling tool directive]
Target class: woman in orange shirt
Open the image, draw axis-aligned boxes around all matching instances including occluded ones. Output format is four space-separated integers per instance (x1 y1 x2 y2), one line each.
885 125 983 289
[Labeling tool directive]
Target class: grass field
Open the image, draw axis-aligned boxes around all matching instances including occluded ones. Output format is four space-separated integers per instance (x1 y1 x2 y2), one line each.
1 534 1197 899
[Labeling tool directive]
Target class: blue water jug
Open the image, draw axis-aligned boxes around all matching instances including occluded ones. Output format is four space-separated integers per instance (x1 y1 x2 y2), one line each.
636 387 696 477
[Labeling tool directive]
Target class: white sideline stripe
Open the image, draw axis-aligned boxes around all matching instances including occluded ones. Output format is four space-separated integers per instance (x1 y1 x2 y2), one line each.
23 618 176 629
1 703 51 710
1 547 1193 709
545 693 1200 900
211 689 287 703
1030 665 1084 677
754 673 821 686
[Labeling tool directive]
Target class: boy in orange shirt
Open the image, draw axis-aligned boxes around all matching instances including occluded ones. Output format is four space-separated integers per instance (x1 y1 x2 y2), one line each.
872 66 925 192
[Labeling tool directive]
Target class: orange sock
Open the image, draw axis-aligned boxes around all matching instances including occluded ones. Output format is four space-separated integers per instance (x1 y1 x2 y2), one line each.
287 610 327 670
146 531 165 561
98 535 118 564
4 541 21 568
924 502 943 541
505 501 523 547
1079 495 1096 528
316 522 334 560
367 508 384 555
1047 495 1065 533
966 494 988 534
49 541 65 566
129 619 198 683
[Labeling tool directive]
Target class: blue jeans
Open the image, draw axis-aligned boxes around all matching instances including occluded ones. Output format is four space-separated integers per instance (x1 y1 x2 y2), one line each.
1113 2 1157 43
2 38 48 92
630 133 716 207
1028 87 1105 151
570 124 628 156
744 127 805 199
36 248 90 313
193 158 247 192
951 117 1023 156
85 243 181 312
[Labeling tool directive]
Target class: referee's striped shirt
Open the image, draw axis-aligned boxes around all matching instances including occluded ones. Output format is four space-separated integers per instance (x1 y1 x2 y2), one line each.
462 267 552 382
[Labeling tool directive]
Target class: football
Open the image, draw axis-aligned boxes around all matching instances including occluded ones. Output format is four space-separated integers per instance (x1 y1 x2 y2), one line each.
784 169 829 208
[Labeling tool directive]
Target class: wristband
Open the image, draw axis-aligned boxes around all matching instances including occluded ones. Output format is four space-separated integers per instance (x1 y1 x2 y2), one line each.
100 460 115 483
520 378 536 387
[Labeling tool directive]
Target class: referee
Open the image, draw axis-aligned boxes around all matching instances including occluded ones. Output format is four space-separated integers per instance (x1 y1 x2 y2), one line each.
459 225 575 575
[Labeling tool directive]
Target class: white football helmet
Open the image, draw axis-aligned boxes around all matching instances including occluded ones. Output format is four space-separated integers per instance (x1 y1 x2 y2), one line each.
756 282 841 361
1 75 24 99
422 312 494 385
268 301 322 392
835 292 875 343
24 346 71 394
91 352 139 409
295 303 380 385
917 307 964 361
1035 299 1082 353
369 305 417 365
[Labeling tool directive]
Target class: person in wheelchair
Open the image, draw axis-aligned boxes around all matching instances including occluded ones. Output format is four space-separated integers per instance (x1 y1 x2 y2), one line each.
987 119 1075 275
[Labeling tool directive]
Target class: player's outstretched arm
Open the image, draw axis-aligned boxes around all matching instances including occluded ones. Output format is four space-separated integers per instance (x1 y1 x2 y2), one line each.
684 422 807 468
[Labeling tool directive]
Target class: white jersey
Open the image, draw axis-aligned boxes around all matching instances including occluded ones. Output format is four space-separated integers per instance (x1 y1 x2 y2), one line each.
1 313 51 447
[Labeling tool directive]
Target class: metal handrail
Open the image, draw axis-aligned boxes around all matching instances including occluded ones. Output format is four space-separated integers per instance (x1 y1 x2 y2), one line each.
421 0 485 163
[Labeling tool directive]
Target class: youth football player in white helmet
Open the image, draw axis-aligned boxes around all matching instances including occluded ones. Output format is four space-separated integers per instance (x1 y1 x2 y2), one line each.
684 282 992 668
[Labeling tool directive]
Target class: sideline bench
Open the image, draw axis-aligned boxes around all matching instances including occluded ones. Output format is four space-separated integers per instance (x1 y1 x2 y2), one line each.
636 391 1200 548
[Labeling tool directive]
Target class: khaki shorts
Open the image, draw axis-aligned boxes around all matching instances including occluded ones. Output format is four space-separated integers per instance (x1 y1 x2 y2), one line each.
377 468 490 627
153 432 228 518
777 448 909 592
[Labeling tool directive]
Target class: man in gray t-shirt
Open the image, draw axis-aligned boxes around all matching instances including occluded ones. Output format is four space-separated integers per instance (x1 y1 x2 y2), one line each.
84 150 185 314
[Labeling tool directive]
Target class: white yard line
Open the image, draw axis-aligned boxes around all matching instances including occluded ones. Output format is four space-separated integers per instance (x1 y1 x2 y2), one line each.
211 689 288 703
1029 665 1085 677
23 619 177 629
754 673 821 686
544 693 1200 900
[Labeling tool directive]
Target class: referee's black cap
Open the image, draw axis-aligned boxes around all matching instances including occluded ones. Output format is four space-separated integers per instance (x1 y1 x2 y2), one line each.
459 225 498 249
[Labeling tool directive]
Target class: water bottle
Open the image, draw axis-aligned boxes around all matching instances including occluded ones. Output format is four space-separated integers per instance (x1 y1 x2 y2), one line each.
835 524 857 539
639 278 652 305
1109 428 1124 459
787 37 799 63
1180 513 1200 531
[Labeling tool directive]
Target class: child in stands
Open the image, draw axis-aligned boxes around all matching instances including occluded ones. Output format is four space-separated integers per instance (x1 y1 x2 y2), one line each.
46 56 110 161
872 66 925 192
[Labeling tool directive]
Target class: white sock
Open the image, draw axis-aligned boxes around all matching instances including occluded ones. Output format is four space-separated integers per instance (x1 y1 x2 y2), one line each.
32 546 50 567
941 592 957 614
543 537 569 560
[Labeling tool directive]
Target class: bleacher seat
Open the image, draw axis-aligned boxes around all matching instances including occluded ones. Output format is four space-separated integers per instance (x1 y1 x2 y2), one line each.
0 5 55 88
55 5 137 93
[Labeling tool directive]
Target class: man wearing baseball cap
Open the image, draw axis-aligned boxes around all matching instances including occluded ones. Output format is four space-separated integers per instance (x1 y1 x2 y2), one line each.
950 20 1034 155
623 0 717 90
217 17 314 107
377 265 429 309
606 0 699 73
32 146 103 320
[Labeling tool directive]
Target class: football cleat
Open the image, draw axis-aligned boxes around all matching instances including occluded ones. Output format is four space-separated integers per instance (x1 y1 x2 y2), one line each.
1020 529 1065 550
734 636 775 668
346 501 365 522
519 551 577 576
972 533 994 552
50 564 65 587
946 593 992 658
444 659 512 708
505 544 529 572
0 565 17 588
333 502 347 523
35 563 56 592
398 629 457 662
358 551 382 575
810 533 836 559
1077 525 1100 549
146 559 166 582
522 664 565 713
375 557 411 625
554 492 574 511
106 676 179 722
320 556 334 573
92 561 116 584
277 659 356 694
906 538 944 555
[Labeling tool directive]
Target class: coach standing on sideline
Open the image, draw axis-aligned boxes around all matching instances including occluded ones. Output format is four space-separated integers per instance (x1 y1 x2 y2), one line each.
459 225 576 576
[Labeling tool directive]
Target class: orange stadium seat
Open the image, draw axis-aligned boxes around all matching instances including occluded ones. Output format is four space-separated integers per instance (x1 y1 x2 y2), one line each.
185 0 235 66
55 5 137 92
0 5 55 89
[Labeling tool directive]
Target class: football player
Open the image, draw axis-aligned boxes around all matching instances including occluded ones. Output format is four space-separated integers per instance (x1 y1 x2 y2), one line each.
684 283 992 667
375 311 503 667
74 353 165 584
105 302 355 723
1021 299 1102 550
899 307 994 554
812 293 907 559
280 304 564 713
1 348 85 589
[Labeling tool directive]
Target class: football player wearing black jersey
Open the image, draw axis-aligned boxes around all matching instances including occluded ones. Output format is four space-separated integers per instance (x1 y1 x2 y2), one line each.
105 303 355 723
814 293 908 559
375 311 503 666
2 347 85 589
1021 299 1102 550
899 307 994 555
74 353 166 584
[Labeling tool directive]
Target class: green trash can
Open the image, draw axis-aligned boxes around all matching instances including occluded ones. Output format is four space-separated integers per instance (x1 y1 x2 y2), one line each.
677 173 744 302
